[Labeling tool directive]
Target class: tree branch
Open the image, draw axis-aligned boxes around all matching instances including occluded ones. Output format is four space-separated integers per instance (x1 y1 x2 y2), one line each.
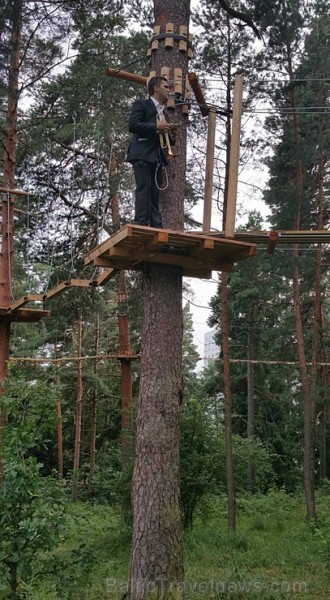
218 0 261 39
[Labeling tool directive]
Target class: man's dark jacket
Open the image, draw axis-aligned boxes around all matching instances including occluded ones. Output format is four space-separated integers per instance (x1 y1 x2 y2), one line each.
127 97 168 164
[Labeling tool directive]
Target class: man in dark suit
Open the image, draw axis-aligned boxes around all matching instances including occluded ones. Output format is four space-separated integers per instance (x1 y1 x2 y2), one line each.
127 76 173 228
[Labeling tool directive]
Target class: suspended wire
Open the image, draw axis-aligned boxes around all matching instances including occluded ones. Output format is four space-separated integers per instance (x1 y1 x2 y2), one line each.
203 75 330 84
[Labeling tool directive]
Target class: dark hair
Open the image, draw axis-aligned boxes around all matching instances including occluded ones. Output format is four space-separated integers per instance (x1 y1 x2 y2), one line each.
147 76 168 96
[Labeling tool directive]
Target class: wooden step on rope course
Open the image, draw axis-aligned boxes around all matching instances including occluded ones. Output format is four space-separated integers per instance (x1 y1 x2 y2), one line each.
84 224 256 277
0 270 116 322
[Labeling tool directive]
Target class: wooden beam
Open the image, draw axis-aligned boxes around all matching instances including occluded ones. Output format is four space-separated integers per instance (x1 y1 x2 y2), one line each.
0 308 51 322
10 294 43 311
189 238 215 257
203 107 217 231
94 269 117 286
43 282 68 300
143 231 169 251
0 186 31 197
68 278 92 288
225 74 244 238
188 72 209 116
98 247 234 273
107 68 147 86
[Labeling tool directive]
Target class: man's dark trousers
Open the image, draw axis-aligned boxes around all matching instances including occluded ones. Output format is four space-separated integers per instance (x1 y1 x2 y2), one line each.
132 160 163 228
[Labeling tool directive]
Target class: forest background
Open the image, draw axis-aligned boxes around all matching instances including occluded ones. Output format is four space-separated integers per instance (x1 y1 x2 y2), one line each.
0 0 330 598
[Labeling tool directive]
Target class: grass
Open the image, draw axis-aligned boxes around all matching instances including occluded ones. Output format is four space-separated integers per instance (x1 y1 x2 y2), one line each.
1 490 329 599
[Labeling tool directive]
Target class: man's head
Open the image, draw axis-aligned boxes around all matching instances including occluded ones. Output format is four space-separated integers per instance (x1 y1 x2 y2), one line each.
148 76 170 104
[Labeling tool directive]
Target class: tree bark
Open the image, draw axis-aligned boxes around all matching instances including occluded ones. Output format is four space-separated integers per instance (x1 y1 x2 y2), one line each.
88 314 99 494
129 0 189 596
0 0 22 483
247 321 255 492
56 365 64 479
284 22 316 519
221 273 235 531
221 16 235 531
72 312 83 501
130 265 183 599
109 170 133 461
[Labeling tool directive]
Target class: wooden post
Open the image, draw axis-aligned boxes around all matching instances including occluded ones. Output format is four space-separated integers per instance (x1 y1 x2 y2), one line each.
203 106 217 232
225 74 244 238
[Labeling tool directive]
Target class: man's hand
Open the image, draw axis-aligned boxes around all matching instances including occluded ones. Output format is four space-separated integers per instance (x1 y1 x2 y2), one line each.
157 120 171 132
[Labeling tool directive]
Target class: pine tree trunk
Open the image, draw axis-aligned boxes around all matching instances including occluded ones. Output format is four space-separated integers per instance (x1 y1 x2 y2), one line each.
285 33 316 519
313 79 327 483
221 20 235 530
117 273 133 460
9 561 19 600
88 314 99 494
129 1 189 595
130 265 184 599
221 273 235 531
0 0 22 483
109 172 133 461
292 252 315 519
320 342 330 481
56 367 64 479
247 321 255 492
72 312 83 501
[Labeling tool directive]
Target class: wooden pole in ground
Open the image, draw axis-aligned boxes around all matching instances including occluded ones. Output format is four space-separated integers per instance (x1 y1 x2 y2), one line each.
203 106 217 231
225 74 244 238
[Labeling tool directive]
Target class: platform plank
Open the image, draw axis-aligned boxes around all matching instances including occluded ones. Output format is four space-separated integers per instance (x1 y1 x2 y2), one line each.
0 308 50 322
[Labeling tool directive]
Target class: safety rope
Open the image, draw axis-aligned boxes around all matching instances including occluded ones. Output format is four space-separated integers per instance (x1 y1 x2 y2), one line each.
155 163 169 191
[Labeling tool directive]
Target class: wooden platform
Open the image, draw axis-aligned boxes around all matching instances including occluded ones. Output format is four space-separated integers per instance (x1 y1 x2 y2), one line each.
0 307 51 323
0 270 116 319
84 225 256 277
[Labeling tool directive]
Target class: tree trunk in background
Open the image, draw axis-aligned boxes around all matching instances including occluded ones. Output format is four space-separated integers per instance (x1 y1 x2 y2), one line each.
55 362 64 479
0 0 22 483
72 312 83 501
109 169 133 461
117 271 133 459
313 76 327 483
320 339 330 481
221 273 235 531
247 321 255 492
221 17 235 530
285 27 316 518
129 0 189 596
88 314 99 494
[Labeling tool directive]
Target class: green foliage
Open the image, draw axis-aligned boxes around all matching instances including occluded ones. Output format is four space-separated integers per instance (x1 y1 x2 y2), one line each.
1 491 326 599
180 394 274 528
0 373 68 599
